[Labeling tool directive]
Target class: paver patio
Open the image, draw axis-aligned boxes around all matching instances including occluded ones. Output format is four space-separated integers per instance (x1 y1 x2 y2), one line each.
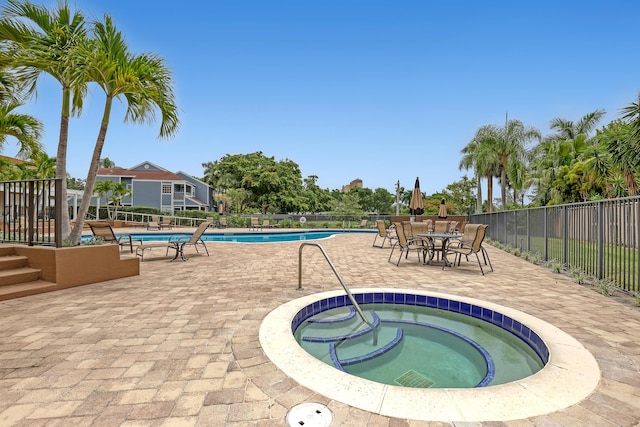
1 231 640 426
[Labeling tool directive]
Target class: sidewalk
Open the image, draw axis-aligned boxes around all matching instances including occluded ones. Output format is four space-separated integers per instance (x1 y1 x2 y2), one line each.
1 233 639 426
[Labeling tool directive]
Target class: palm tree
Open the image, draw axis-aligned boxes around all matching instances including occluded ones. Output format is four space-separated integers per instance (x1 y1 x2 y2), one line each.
0 99 42 159
108 181 131 221
549 110 606 141
530 110 606 204
67 14 179 244
460 125 501 213
93 179 114 220
0 0 90 240
497 116 541 210
0 69 42 158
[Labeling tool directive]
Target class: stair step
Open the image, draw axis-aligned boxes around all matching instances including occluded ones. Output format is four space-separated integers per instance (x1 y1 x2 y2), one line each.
0 255 28 271
0 267 41 287
0 246 16 257
0 280 58 301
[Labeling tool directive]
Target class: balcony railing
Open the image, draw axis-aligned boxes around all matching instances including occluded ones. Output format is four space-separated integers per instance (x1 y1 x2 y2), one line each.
470 197 640 294
1 178 63 247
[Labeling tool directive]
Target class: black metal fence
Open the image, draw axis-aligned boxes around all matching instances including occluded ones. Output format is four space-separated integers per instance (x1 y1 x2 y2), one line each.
1 179 63 247
470 197 640 294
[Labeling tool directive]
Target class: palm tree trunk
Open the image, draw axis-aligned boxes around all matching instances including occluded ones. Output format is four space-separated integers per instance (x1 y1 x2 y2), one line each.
625 171 638 196
486 174 494 213
68 96 113 244
501 167 507 211
475 172 483 214
57 88 71 241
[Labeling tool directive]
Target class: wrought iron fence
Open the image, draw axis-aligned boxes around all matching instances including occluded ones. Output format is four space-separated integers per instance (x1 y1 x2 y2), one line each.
1 179 62 247
470 197 640 294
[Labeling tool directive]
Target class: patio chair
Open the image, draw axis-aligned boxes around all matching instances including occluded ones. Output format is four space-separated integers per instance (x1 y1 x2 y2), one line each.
446 224 493 275
433 220 450 233
409 221 433 255
372 220 397 248
250 217 261 230
262 219 279 228
422 219 433 232
136 220 213 261
388 221 425 266
217 217 227 228
359 219 368 228
147 215 161 230
160 216 173 230
88 221 142 253
401 221 414 241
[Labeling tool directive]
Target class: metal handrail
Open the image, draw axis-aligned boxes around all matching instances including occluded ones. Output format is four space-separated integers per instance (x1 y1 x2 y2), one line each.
298 242 373 327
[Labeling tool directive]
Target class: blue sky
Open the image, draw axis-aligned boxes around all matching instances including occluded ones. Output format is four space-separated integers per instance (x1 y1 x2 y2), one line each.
6 0 640 196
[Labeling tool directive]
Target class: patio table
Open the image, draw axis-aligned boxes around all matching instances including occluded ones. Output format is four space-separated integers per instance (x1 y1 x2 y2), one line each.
417 232 459 267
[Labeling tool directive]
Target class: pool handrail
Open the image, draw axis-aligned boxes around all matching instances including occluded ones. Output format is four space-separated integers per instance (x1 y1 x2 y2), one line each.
298 242 373 328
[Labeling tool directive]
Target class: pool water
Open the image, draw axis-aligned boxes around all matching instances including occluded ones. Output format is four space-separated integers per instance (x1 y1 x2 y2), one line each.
294 303 545 388
86 230 374 243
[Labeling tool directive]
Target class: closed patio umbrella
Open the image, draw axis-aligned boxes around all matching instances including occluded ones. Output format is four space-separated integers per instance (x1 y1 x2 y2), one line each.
438 198 448 219
409 177 424 216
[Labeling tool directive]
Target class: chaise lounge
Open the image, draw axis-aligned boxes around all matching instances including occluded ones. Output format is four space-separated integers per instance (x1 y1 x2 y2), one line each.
136 220 212 261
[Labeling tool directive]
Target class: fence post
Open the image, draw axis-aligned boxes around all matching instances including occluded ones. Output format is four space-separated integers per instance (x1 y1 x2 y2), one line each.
55 179 63 247
597 201 604 280
543 207 548 261
562 205 568 266
27 180 36 246
526 209 531 252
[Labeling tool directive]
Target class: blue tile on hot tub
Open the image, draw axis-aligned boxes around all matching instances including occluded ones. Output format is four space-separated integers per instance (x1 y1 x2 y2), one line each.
471 305 482 318
405 294 416 305
383 293 394 304
437 298 449 310
427 296 438 308
393 293 405 304
416 295 427 306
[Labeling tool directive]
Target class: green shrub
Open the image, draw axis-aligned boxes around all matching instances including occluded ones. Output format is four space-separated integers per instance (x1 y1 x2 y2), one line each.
593 279 613 296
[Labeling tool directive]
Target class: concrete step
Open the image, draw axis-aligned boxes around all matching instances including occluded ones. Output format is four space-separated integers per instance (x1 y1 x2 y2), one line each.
0 267 41 287
0 280 58 301
0 246 16 257
0 255 29 271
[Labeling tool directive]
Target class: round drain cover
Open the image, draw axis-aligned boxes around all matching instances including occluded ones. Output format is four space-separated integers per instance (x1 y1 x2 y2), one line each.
286 402 333 427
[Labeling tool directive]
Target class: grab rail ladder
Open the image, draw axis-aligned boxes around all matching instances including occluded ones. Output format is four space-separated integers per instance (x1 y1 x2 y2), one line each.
298 242 372 327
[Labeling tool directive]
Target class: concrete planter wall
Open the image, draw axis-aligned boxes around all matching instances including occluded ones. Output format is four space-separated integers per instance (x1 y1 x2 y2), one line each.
13 244 139 289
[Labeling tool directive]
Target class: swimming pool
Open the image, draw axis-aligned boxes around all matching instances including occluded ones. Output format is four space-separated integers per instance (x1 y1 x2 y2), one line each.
83 229 375 243
260 289 600 422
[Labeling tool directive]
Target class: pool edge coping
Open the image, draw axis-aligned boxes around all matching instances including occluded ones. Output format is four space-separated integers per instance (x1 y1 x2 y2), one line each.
259 288 601 422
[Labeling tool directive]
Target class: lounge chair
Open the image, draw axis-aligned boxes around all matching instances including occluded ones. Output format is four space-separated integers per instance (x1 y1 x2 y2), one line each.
250 217 261 230
160 216 173 230
446 224 493 274
217 217 227 228
388 221 425 266
359 219 368 228
88 221 142 253
372 220 396 248
136 220 213 261
147 215 161 230
262 219 278 228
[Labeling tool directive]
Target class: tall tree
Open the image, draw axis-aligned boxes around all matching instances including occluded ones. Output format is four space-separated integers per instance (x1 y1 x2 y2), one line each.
0 0 89 240
0 69 42 158
0 98 42 159
460 125 500 213
67 14 179 244
497 116 541 210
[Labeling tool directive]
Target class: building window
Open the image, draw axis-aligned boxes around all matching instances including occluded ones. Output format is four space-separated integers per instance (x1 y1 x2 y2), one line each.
162 183 172 194
186 184 195 196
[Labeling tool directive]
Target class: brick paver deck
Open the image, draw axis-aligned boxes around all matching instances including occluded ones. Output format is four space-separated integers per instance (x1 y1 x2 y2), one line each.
1 232 640 426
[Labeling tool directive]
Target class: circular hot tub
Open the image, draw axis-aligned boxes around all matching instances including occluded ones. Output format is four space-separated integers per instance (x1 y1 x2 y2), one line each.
259 289 600 422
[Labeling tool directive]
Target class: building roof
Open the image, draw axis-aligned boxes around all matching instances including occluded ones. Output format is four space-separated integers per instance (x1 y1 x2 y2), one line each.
0 155 24 164
97 167 184 181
